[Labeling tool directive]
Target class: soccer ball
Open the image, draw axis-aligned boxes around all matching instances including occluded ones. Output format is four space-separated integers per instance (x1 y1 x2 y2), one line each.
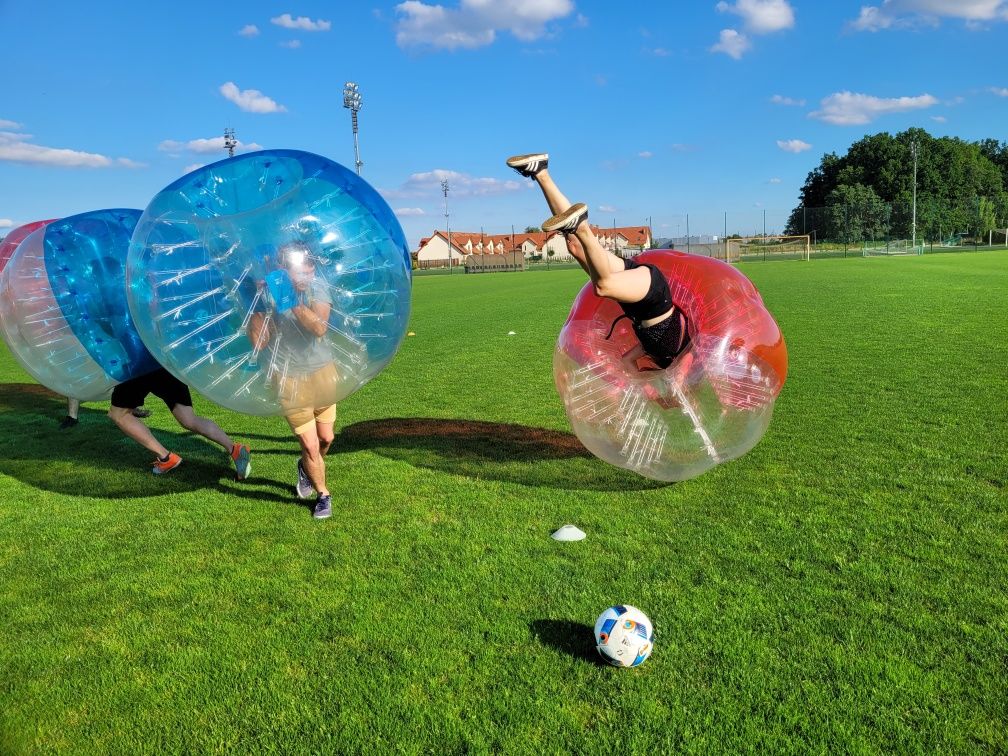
594 605 654 667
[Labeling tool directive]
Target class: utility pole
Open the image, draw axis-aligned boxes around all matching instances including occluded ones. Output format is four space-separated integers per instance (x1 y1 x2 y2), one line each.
343 82 363 175
442 178 451 273
911 139 919 248
223 128 237 157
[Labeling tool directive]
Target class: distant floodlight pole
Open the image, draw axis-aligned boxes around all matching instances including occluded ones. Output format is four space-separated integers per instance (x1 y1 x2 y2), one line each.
911 139 919 248
343 81 363 175
442 178 452 273
223 128 237 157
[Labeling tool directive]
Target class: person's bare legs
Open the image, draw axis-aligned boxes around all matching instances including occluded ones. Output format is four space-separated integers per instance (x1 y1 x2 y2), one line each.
171 404 233 452
532 169 628 277
109 406 170 458
296 423 330 497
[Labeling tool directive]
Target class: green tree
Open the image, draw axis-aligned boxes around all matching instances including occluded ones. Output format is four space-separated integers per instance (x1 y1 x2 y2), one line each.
524 226 541 233
826 184 890 244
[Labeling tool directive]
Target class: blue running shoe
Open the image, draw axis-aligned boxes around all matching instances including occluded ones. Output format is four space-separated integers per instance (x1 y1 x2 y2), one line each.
231 443 252 480
296 459 314 499
313 494 332 520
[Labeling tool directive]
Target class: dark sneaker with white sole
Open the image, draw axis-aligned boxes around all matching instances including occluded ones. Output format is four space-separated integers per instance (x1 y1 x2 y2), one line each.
296 459 314 499
313 494 332 520
542 202 588 234
506 153 549 178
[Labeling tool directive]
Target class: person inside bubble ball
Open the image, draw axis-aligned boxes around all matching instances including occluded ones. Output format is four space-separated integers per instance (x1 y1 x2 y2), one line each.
107 367 252 478
507 152 693 378
247 240 337 521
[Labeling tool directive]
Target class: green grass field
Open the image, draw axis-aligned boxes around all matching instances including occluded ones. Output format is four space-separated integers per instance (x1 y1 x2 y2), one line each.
1 252 1006 754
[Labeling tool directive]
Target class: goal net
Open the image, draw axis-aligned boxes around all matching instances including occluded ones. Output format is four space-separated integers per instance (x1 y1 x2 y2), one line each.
722 235 810 263
862 239 924 257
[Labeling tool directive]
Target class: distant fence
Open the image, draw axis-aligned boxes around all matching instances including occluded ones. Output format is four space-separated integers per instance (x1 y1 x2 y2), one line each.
464 252 525 273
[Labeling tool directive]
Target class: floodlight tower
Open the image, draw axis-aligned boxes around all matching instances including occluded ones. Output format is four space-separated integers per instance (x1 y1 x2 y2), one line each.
442 178 452 273
343 81 363 175
224 128 237 157
910 139 919 248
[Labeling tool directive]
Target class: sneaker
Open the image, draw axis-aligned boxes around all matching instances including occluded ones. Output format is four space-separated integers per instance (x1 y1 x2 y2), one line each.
58 416 79 430
542 203 588 235
152 452 182 475
231 443 252 480
131 406 152 419
313 494 332 520
296 459 314 499
506 153 548 178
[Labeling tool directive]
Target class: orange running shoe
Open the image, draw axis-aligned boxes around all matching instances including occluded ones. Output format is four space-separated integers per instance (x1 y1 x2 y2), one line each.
152 452 182 475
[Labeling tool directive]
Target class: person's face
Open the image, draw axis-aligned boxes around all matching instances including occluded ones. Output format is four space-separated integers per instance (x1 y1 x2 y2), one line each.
284 249 316 290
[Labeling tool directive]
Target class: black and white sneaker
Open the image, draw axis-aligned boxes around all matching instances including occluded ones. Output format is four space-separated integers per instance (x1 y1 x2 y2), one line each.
296 459 314 500
506 153 549 178
542 203 588 235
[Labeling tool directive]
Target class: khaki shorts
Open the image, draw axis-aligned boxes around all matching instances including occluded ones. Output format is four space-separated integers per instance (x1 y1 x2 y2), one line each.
277 362 338 435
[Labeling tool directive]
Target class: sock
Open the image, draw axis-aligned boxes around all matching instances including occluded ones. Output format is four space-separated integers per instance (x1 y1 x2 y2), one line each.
158 453 170 463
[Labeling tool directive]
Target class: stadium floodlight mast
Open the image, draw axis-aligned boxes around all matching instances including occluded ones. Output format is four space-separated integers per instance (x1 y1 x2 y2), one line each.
342 81 363 175
442 178 452 273
911 139 919 248
223 128 237 158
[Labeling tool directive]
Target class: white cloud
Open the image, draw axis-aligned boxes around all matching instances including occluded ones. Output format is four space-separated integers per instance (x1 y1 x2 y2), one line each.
0 119 22 129
396 207 426 216
850 0 1008 31
777 139 812 152
384 169 524 199
768 177 782 183
280 39 302 48
0 130 137 168
394 0 574 50
0 219 14 228
770 94 805 106
991 86 1008 96
649 47 670 56
638 151 653 158
159 136 264 155
219 82 287 114
930 115 947 122
599 204 617 213
809 91 938 124
239 24 259 37
711 29 751 58
116 158 146 169
716 0 796 33
270 14 331 31
594 74 608 86
182 163 205 175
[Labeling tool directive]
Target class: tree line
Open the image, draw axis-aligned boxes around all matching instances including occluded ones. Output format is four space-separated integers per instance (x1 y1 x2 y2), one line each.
785 128 1008 243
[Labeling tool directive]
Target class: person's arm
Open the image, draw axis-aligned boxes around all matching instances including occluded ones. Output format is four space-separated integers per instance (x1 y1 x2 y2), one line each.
291 299 330 338
248 311 274 349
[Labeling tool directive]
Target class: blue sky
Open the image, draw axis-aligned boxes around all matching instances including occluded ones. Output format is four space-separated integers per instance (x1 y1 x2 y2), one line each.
2 1 1007 247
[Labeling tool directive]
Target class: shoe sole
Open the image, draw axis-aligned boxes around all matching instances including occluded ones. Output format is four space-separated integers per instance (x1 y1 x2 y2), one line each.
313 510 332 520
542 203 588 233
296 485 314 500
506 153 548 168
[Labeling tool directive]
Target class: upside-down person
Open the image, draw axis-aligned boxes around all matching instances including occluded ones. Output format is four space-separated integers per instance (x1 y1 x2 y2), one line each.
507 152 693 381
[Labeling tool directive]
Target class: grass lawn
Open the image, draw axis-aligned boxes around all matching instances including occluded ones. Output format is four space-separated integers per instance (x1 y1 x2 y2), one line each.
1 251 1006 753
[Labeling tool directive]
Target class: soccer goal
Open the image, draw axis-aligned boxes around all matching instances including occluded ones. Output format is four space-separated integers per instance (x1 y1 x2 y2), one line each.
723 235 810 263
862 239 924 257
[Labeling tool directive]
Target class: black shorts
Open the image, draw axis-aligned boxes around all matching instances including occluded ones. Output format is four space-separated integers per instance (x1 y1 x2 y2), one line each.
111 368 192 411
633 311 691 370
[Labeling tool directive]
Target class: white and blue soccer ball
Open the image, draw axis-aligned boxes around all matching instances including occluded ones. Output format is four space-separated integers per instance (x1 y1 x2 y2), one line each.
594 605 654 667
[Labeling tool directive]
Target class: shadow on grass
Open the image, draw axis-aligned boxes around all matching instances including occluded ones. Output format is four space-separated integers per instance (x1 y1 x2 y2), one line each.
0 383 290 502
336 417 666 492
530 619 600 665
